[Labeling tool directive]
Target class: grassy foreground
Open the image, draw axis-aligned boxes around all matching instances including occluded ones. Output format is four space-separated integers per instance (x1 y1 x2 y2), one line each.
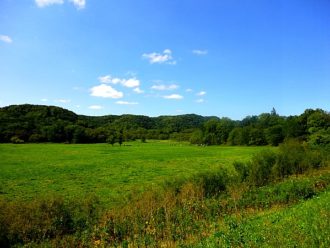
0 141 330 247
0 141 263 205
197 188 330 247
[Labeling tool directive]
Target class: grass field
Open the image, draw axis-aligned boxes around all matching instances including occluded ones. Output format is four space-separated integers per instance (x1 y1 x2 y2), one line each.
0 141 266 206
197 188 330 247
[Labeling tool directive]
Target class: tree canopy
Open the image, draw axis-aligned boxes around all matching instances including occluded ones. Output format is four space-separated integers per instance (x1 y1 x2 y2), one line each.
0 104 329 147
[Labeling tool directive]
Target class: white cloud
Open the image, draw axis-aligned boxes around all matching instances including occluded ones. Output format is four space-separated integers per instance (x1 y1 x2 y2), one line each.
122 78 140 88
98 75 140 88
41 98 48 102
0 35 13 43
142 49 176 64
98 75 112 83
192 49 208 55
116 101 138 105
35 0 64 7
163 94 183 100
133 87 144 94
88 105 103 110
35 0 85 9
69 0 85 9
197 91 206 96
186 88 193 92
90 84 123 99
196 99 204 103
55 99 71 103
151 84 179 91
111 78 124 84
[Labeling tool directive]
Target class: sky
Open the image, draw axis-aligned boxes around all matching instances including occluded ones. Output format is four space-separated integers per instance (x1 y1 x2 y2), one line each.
0 0 329 119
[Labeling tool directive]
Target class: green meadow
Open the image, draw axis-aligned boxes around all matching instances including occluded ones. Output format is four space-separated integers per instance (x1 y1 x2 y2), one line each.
0 141 264 206
1 141 330 247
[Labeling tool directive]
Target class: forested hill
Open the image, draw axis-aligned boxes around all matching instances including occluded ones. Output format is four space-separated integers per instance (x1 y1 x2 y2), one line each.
0 104 329 147
0 104 215 143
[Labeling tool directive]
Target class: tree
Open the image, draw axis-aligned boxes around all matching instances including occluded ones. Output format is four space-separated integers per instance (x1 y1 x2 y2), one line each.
265 125 284 146
107 134 117 146
190 129 204 144
117 129 124 146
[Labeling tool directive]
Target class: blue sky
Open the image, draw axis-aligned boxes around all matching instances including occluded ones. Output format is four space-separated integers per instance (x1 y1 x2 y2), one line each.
0 0 329 119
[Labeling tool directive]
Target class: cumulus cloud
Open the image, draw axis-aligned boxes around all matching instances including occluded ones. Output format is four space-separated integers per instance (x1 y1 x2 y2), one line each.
163 94 183 100
133 87 144 94
0 35 13 43
197 91 206 96
90 84 123 99
122 78 140 88
35 0 64 7
116 101 138 105
192 49 208 55
142 49 176 64
98 75 140 88
151 84 179 91
69 0 85 9
88 105 103 110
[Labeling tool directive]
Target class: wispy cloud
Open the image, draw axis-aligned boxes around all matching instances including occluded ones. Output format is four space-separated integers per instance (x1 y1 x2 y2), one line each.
98 75 112 83
90 84 123 99
186 88 193 92
163 94 183 100
55 99 71 103
142 49 176 65
35 0 64 7
151 84 179 91
192 49 208 55
98 75 140 88
69 0 85 9
196 99 204 103
133 87 144 94
88 105 103 110
116 101 138 105
35 0 85 9
0 35 13 44
40 98 48 102
197 91 206 96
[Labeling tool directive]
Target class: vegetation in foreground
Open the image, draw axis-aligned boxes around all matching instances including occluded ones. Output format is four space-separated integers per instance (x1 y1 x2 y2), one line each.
0 140 329 247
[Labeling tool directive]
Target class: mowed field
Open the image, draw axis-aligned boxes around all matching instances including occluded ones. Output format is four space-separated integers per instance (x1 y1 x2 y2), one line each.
0 141 268 206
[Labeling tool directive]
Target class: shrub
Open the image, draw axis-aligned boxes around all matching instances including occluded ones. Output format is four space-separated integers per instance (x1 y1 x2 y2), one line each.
248 150 277 186
192 169 232 198
10 136 24 144
233 161 250 182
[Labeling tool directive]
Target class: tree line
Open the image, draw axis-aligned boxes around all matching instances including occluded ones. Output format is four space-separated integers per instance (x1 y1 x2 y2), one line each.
0 104 329 147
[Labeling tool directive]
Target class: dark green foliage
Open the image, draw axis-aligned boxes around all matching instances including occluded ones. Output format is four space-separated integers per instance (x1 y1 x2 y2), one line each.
233 161 249 182
0 104 329 146
248 150 277 186
192 170 232 197
232 140 328 187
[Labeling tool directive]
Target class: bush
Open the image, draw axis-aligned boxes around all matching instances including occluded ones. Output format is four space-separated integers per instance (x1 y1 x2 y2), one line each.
248 150 277 186
0 196 100 247
233 161 250 182
10 136 24 144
